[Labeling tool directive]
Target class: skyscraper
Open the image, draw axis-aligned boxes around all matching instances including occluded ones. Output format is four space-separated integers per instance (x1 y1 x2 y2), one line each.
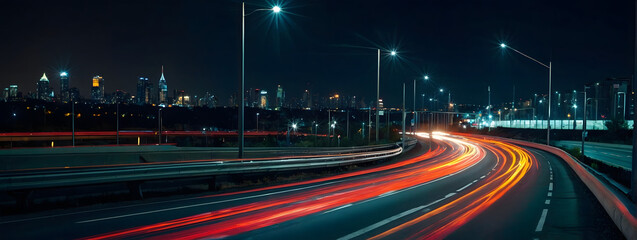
158 66 168 104
302 89 312 109
136 77 148 105
37 73 52 101
136 77 154 105
59 72 69 102
91 76 105 102
259 90 268 109
275 84 285 109
9 85 18 99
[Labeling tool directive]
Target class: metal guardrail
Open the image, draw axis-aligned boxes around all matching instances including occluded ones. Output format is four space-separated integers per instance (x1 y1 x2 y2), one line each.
0 141 416 192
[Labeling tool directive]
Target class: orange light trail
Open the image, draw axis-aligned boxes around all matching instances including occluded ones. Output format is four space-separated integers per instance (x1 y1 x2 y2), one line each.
82 133 538 240
370 136 537 240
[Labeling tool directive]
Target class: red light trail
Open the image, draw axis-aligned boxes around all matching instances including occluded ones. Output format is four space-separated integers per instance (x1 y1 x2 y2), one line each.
82 133 538 240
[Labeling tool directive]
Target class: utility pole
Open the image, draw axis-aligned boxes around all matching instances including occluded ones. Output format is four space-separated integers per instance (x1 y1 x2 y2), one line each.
328 109 331 140
376 49 380 143
116 102 120 145
582 85 589 155
386 110 390 139
72 101 75 146
413 79 417 133
346 110 350 140
158 108 162 145
402 83 406 150
632 0 637 205
368 108 371 143
488 86 491 110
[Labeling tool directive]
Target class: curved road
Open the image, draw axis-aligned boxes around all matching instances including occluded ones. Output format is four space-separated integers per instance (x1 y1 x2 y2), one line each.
0 133 622 239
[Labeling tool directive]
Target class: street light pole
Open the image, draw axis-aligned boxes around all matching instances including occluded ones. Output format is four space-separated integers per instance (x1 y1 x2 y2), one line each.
158 108 162 145
72 101 75 146
500 43 552 145
116 102 119 145
239 2 245 158
376 49 380 143
239 3 281 158
413 79 416 133
582 85 589 154
346 110 350 139
402 83 406 149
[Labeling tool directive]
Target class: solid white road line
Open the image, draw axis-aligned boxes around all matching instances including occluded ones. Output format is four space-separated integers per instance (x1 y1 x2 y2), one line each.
535 209 549 232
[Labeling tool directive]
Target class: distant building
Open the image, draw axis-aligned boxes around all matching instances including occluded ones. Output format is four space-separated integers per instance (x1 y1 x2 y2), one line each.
158 66 168 104
349 96 357 109
59 72 69 102
247 88 262 107
590 77 633 121
302 89 312 109
91 76 105 102
229 92 238 107
275 84 285 109
111 89 131 104
9 84 18 100
68 87 80 101
197 91 217 108
37 73 52 101
136 77 148 105
259 90 268 109
136 77 155 105
174 90 190 106
329 93 340 109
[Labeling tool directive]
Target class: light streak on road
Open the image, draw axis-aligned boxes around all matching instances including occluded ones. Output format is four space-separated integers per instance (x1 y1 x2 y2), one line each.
82 133 539 240
370 136 536 239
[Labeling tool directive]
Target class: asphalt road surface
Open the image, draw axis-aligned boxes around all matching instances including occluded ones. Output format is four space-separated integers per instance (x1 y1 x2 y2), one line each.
554 140 632 170
0 133 622 239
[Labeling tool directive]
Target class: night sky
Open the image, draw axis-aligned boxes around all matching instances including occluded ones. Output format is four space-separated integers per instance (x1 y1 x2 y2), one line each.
0 0 633 107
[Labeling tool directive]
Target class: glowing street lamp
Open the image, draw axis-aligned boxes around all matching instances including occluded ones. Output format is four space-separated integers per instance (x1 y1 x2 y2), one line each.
375 49 398 143
239 2 282 158
287 122 297 145
499 42 553 145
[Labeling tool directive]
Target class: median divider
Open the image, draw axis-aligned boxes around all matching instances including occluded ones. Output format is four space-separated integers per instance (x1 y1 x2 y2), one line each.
0 139 416 207
460 134 637 239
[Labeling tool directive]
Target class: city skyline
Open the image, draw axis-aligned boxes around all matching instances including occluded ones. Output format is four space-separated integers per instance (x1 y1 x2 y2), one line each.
0 0 633 108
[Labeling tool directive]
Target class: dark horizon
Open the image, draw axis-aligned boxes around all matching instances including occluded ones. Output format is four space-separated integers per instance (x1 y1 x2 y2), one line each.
0 0 633 107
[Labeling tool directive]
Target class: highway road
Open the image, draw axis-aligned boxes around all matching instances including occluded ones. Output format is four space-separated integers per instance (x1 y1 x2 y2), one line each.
554 140 632 170
0 133 621 239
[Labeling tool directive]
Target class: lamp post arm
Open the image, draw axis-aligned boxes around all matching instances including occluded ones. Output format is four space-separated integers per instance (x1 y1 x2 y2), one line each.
506 46 550 69
245 8 274 16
